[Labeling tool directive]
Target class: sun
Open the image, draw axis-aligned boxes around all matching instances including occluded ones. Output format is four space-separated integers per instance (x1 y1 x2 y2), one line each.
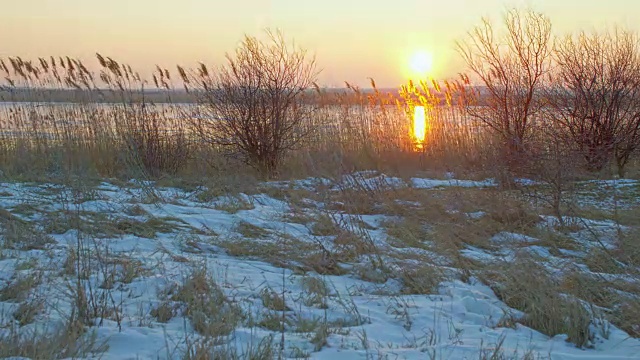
408 51 434 78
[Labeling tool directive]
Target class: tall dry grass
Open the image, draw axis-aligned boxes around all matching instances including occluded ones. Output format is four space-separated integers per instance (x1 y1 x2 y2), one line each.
0 55 496 184
278 78 498 181
0 55 194 181
2 53 630 185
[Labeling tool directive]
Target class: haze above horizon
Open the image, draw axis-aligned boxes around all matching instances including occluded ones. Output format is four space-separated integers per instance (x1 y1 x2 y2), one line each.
2 0 639 87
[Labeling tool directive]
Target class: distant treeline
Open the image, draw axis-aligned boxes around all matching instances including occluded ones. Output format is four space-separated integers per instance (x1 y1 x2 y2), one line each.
0 88 197 104
0 86 483 106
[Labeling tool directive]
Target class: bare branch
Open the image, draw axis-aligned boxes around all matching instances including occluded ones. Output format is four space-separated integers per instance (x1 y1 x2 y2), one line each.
184 29 320 177
456 8 552 178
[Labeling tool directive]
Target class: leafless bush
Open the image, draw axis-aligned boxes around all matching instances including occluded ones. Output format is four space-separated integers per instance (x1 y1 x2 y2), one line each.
182 29 320 178
549 29 640 176
457 9 553 181
519 123 583 226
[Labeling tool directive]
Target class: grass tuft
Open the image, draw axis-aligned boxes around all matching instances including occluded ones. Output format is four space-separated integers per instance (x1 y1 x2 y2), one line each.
310 213 340 236
260 288 289 311
0 273 41 302
173 268 243 337
13 298 44 326
484 256 594 348
235 221 269 239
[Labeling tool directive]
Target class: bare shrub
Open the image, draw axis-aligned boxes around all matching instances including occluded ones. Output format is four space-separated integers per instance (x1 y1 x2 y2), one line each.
518 123 583 226
550 29 640 176
182 29 319 178
457 9 553 181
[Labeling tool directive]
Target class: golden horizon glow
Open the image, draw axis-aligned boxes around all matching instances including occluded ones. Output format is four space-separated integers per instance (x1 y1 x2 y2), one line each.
413 105 427 149
408 51 434 79
2 1 640 87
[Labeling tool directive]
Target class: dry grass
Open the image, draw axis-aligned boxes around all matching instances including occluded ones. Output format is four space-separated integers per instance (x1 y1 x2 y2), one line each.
583 248 625 274
0 273 41 302
172 268 243 337
561 270 617 309
616 227 640 267
102 255 149 284
41 209 185 239
182 334 275 360
0 209 54 250
559 220 640 338
235 221 269 239
525 226 581 253
213 196 255 214
301 276 329 309
123 204 148 217
0 321 105 359
399 263 444 295
192 172 260 203
310 213 340 236
150 300 176 323
61 246 79 277
13 298 45 326
283 211 314 225
8 203 39 217
299 251 348 276
613 299 640 338
383 217 431 249
216 235 347 275
325 189 382 215
561 269 640 338
260 288 289 311
256 310 283 332
310 322 330 352
332 229 378 262
115 217 185 238
482 256 594 348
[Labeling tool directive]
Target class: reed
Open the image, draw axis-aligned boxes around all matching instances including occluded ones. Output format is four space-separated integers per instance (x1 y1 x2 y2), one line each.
0 55 497 183
1 52 635 184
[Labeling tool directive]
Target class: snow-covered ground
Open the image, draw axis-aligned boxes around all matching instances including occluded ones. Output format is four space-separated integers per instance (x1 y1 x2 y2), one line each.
0 173 638 359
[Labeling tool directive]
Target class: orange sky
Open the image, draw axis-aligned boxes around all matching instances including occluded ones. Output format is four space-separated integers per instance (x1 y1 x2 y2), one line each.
2 0 639 87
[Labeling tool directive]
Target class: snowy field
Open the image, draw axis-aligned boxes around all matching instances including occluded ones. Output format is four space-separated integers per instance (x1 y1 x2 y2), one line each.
0 172 638 359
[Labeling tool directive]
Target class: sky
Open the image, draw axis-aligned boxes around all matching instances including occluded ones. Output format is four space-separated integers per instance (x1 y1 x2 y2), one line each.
2 0 640 87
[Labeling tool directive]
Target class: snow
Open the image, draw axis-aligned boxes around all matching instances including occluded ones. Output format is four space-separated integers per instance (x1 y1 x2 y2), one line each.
0 175 638 359
267 171 498 192
411 177 496 189
490 232 539 244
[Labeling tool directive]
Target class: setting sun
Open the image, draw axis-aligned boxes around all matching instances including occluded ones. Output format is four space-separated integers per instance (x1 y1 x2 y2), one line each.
409 51 434 78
